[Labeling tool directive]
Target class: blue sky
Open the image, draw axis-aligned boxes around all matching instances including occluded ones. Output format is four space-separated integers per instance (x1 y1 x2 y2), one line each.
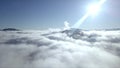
0 0 120 29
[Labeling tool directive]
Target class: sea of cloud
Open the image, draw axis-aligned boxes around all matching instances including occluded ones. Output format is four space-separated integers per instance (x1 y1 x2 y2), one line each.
0 29 120 68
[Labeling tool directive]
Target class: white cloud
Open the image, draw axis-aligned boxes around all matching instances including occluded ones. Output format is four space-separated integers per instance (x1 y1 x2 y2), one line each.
0 29 120 68
64 21 70 30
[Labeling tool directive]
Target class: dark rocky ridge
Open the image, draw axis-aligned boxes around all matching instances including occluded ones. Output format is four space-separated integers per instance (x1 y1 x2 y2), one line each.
1 28 20 31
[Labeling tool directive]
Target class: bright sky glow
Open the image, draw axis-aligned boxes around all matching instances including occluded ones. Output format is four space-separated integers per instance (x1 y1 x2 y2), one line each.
87 0 106 16
72 0 106 28
87 4 101 16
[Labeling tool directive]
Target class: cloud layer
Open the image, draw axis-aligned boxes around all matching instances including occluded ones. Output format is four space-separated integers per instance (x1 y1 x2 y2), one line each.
0 29 120 68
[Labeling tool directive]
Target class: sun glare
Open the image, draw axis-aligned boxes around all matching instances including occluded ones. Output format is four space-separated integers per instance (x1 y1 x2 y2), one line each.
87 0 106 16
87 4 101 16
72 0 106 28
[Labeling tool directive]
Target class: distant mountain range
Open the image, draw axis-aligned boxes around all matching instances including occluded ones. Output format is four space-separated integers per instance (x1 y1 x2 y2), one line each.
0 28 20 31
61 28 120 39
0 28 120 31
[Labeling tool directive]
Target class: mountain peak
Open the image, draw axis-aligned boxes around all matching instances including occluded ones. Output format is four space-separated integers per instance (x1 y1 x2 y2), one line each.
2 28 20 31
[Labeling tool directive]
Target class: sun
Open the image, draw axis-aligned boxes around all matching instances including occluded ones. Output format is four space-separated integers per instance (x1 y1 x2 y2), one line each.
72 0 106 28
86 0 106 16
87 4 101 16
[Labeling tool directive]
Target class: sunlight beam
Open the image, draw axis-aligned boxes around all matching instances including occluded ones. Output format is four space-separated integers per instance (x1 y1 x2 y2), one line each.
72 13 89 28
72 0 106 28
